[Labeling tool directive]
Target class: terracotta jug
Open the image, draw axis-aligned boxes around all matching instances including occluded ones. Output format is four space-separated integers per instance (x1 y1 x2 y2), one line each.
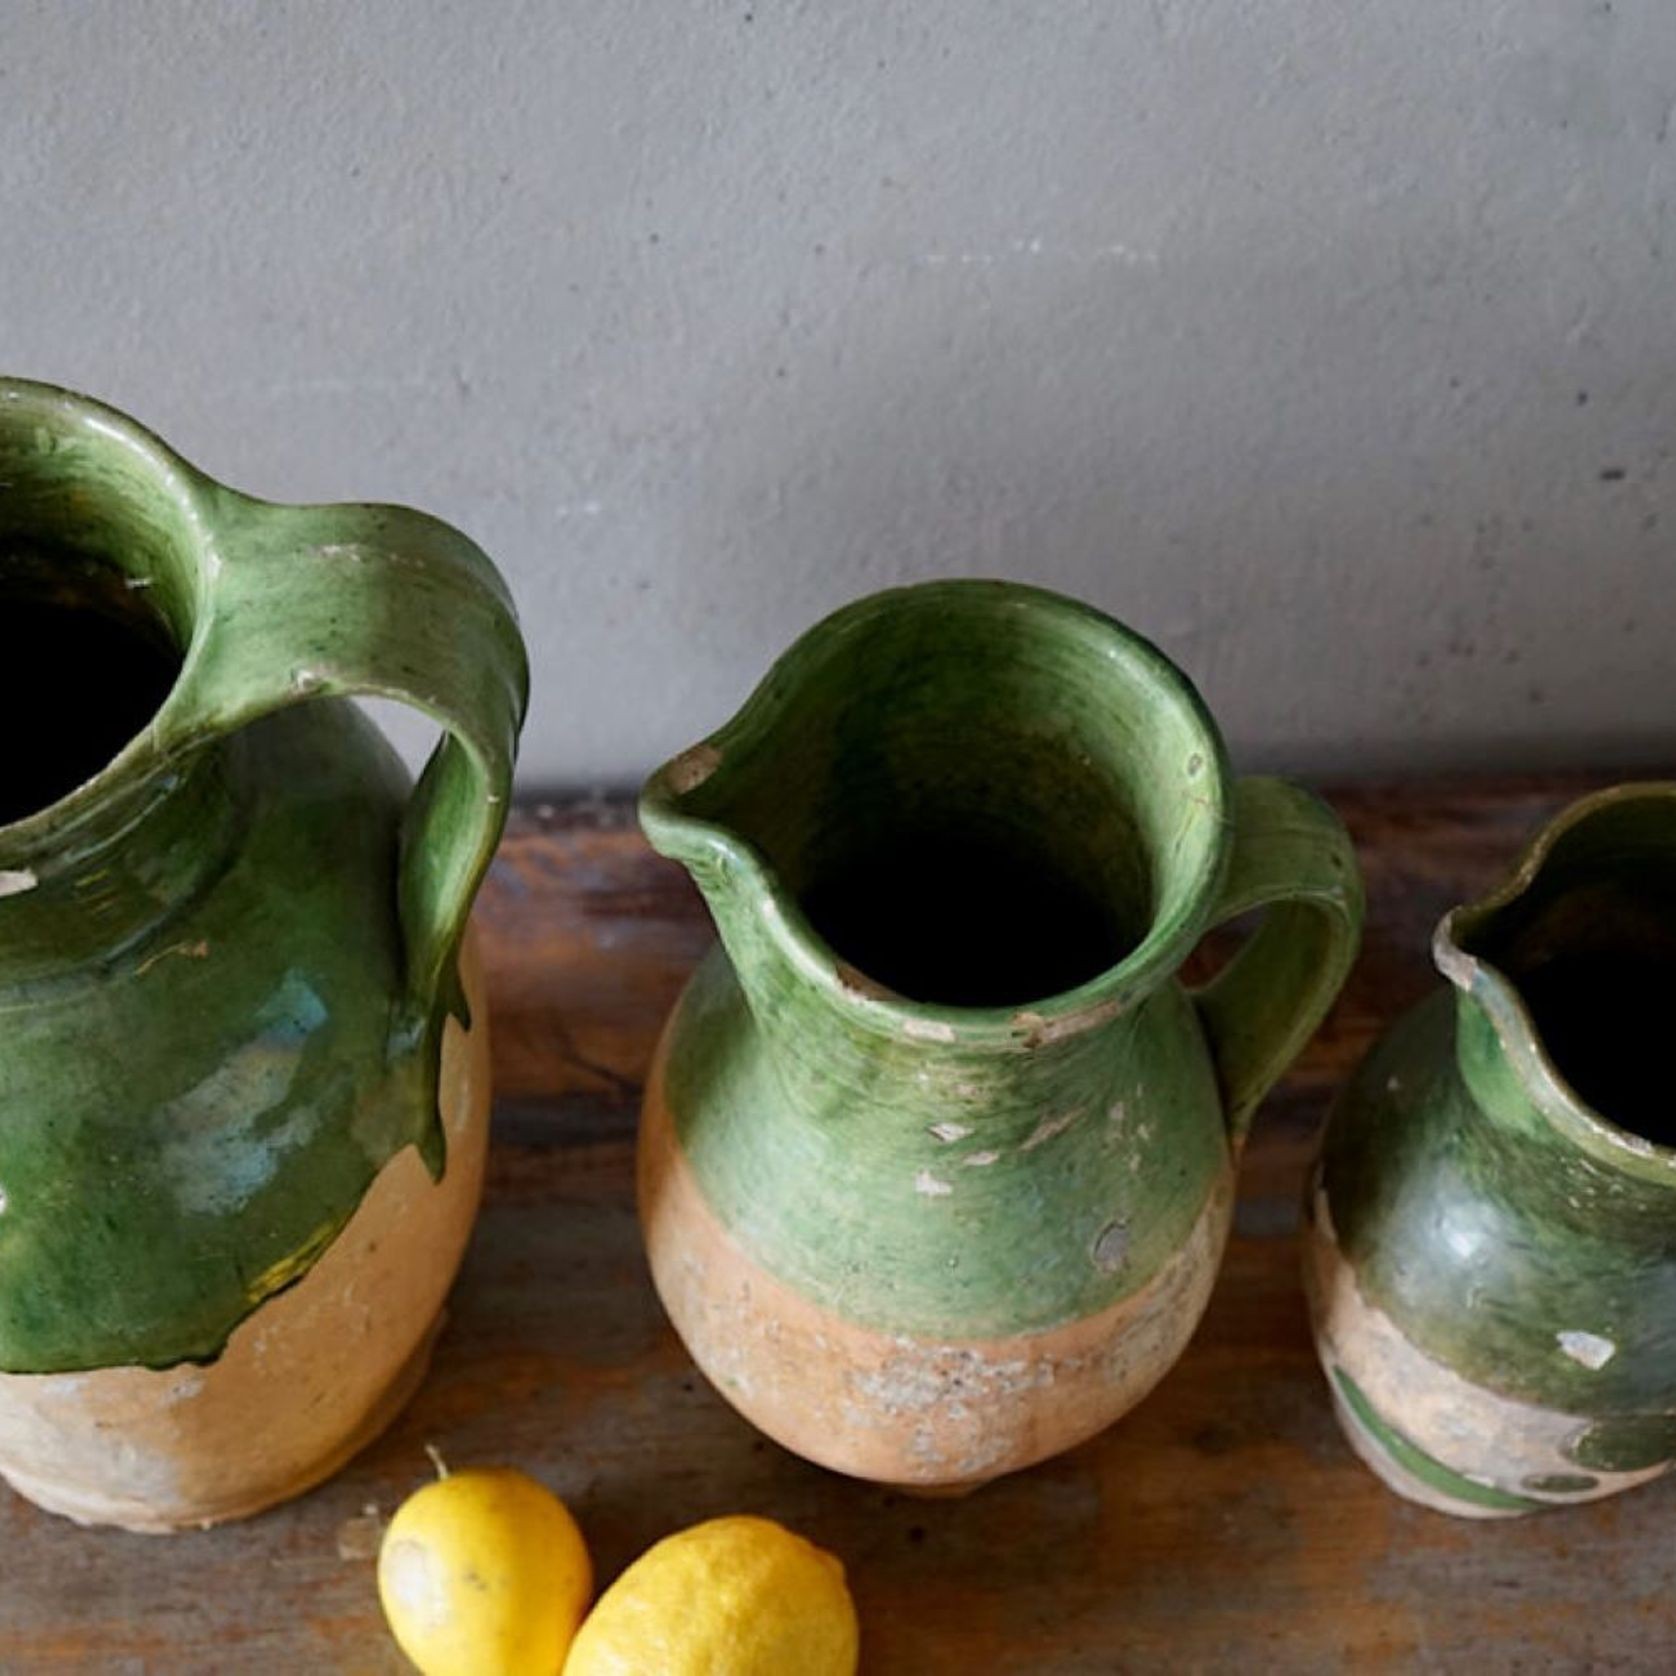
1309 783 1676 1517
0 380 526 1530
639 581 1361 1490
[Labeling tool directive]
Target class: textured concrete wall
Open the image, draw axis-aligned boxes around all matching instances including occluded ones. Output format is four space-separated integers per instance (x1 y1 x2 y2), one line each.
3 2 1672 785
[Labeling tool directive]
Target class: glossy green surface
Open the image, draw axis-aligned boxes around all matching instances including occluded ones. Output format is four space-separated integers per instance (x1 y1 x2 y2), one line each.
0 381 525 1373
1322 785 1676 1435
643 582 1361 1339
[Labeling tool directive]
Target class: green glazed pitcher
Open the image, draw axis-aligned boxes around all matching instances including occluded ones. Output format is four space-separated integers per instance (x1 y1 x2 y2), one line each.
0 380 526 1530
1309 784 1676 1517
639 580 1362 1490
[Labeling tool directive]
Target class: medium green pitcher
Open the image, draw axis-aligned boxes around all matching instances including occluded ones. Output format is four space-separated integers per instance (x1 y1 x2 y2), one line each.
1310 783 1676 1516
0 380 526 1529
639 581 1362 1490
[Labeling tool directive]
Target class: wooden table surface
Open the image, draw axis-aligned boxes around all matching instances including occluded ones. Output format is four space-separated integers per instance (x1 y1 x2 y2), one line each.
4 776 1674 1674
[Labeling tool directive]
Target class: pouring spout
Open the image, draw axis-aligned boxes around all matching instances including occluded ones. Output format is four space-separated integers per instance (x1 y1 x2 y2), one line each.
1437 781 1676 1184
639 581 1239 1062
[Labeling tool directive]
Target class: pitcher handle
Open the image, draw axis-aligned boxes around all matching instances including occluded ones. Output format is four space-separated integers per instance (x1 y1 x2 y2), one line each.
163 493 528 1042
1190 776 1363 1152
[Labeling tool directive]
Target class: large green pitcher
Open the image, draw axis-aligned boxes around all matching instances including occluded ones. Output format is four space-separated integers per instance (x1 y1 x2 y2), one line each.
639 581 1361 1490
0 380 525 1530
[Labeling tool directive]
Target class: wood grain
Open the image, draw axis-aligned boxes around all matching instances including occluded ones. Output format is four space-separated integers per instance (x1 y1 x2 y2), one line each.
2 776 1672 1674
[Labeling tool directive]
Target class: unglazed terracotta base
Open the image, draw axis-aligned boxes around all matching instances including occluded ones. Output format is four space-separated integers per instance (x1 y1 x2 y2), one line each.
641 1039 1234 1492
0 938 491 1533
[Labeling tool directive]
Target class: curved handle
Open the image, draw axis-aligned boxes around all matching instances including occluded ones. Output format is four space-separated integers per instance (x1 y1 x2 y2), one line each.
164 493 528 1039
1191 776 1363 1151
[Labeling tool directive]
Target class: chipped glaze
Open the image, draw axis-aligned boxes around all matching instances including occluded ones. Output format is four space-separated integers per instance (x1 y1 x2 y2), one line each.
642 1037 1233 1487
639 582 1361 1488
1309 785 1676 1516
0 380 525 1528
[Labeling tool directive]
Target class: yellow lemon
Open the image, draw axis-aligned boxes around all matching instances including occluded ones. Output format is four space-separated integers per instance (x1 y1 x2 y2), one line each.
377 1466 592 1676
563 1514 858 1676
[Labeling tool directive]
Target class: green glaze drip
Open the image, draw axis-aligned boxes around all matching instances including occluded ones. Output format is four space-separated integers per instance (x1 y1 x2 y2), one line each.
661 941 1229 1337
645 582 1361 1342
1331 1368 1547 1513
0 380 525 1373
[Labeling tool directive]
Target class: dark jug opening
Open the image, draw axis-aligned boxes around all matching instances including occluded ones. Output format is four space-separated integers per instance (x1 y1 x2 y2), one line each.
0 546 184 828
1518 945 1676 1148
659 584 1215 1013
798 820 1142 1010
1451 792 1676 1149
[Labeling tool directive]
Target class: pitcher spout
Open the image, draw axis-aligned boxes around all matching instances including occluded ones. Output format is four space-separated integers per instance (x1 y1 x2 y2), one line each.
1436 781 1676 1181
640 580 1237 1063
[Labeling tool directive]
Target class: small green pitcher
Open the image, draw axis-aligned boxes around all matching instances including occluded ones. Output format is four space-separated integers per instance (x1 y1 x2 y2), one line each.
1310 783 1676 1516
0 380 526 1529
639 580 1361 1490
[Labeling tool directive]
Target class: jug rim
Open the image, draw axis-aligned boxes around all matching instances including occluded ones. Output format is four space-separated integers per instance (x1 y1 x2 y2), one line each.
1435 779 1676 1180
641 579 1236 1049
0 378 213 859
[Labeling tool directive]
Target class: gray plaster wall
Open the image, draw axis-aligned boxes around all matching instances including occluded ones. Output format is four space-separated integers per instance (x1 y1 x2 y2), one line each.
3 1 1673 786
